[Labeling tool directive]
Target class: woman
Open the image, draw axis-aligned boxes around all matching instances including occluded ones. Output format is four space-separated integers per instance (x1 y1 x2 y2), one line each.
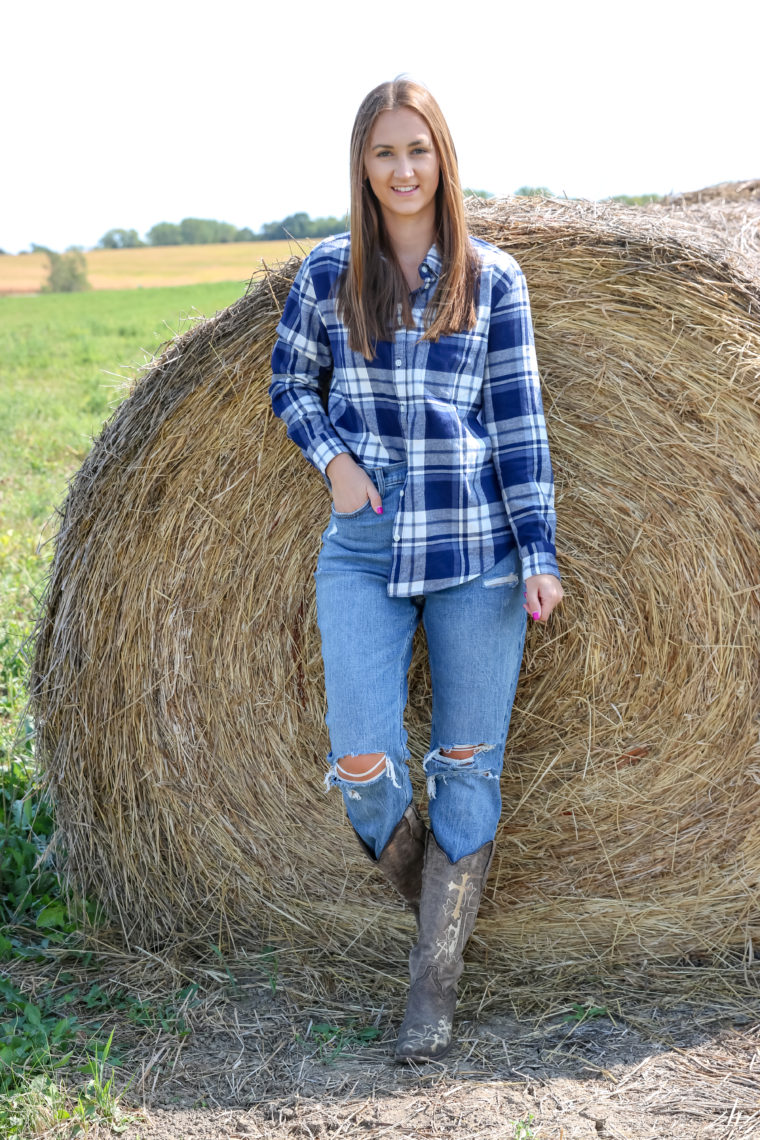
269 79 562 1062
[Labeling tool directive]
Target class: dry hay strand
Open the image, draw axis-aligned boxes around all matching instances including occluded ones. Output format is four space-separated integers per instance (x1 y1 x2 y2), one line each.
31 196 760 990
648 179 760 277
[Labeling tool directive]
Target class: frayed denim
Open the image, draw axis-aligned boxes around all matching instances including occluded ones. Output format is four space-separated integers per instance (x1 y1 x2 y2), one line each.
316 463 526 863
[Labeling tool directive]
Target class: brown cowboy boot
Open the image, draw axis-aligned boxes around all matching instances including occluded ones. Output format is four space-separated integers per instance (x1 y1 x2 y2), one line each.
354 802 427 921
394 832 494 1062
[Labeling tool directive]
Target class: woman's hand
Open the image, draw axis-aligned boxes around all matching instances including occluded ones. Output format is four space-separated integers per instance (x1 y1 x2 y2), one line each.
326 453 384 514
524 574 563 622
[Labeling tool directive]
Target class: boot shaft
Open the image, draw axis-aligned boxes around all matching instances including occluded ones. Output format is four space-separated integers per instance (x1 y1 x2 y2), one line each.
353 802 426 916
395 834 494 1062
409 835 493 986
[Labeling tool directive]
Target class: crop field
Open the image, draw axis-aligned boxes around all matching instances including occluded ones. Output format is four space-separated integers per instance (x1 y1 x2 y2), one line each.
0 238 311 293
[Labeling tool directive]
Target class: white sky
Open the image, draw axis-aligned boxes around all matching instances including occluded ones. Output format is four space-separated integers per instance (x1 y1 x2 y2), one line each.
2 0 758 254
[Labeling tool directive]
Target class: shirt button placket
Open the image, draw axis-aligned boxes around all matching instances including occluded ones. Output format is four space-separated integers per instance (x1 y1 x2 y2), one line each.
394 339 407 546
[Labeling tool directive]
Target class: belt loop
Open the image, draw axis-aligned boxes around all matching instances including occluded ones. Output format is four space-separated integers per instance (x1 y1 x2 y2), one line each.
375 466 385 496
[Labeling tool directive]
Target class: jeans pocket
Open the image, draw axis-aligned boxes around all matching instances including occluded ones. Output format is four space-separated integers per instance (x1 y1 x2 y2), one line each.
331 498 374 519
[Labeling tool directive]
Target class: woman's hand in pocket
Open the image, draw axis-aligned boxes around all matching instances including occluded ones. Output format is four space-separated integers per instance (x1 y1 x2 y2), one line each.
326 453 383 514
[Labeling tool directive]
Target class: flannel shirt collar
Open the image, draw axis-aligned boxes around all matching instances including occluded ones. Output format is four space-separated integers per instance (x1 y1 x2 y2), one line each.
378 243 440 283
419 243 441 282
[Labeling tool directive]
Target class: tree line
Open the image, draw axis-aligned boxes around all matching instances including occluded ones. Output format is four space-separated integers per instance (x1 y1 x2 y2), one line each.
98 212 349 249
15 191 666 292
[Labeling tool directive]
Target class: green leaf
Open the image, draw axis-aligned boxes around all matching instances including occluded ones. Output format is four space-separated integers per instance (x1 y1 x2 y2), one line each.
36 903 67 929
22 1002 42 1028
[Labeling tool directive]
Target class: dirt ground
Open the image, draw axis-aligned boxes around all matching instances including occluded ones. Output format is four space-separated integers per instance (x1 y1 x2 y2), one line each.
110 958 760 1140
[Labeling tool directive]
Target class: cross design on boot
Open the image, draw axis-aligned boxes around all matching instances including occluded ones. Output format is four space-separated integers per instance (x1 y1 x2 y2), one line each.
433 873 475 962
449 872 473 920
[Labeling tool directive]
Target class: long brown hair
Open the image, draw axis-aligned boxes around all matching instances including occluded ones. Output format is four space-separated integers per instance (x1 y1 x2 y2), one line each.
336 80 478 359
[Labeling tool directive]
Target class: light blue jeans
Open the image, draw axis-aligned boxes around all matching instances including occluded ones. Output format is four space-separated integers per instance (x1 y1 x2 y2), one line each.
315 462 527 863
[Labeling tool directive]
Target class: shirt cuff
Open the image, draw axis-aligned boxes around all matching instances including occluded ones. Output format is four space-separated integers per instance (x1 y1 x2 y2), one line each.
311 438 350 475
521 552 560 581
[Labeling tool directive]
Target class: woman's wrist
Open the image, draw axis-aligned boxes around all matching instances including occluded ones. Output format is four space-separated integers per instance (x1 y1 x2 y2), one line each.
325 452 355 479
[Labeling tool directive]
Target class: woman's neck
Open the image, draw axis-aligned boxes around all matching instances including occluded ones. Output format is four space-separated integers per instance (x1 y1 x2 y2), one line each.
382 213 436 291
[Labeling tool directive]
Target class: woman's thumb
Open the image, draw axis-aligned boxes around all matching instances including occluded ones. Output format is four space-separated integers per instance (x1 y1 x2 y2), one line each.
367 482 383 515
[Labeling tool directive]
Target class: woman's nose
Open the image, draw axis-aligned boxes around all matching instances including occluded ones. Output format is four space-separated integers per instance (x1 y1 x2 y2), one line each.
393 155 414 179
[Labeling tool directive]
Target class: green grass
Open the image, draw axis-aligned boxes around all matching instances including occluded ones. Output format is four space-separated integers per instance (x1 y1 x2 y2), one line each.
0 279 246 1136
0 283 244 534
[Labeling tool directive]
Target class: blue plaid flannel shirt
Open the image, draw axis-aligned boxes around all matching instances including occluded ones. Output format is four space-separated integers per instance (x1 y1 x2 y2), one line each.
269 234 558 598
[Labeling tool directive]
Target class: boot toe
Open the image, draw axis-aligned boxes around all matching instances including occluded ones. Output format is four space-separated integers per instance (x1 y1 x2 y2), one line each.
394 1015 453 1062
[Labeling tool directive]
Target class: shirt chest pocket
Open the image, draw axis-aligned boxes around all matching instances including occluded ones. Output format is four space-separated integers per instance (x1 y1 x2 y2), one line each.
418 332 487 405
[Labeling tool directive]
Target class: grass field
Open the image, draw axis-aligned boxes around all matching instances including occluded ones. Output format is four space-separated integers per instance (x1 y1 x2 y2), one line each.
1 278 248 747
0 238 313 293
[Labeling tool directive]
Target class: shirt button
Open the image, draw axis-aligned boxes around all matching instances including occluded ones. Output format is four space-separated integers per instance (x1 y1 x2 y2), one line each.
395 359 402 366
394 532 400 541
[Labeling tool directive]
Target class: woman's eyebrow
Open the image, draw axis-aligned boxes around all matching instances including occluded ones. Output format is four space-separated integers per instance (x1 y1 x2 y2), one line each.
371 137 428 150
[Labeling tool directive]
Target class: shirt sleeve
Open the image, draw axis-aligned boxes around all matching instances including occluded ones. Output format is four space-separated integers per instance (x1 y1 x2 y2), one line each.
269 256 349 474
481 265 560 581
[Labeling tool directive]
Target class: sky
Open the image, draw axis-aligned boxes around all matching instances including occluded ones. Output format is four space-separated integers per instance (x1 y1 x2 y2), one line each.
2 0 758 254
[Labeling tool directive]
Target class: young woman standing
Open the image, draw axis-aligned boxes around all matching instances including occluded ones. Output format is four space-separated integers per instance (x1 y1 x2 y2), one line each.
270 79 562 1062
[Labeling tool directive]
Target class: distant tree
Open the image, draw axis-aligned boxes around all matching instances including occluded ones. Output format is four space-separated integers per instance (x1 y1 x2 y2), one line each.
253 212 347 240
98 228 144 249
177 217 237 244
147 222 183 246
462 188 494 198
514 186 554 197
309 214 346 237
607 193 664 206
279 212 313 239
211 220 238 243
256 219 286 240
234 226 255 242
40 248 90 293
0 249 6 255
179 218 212 244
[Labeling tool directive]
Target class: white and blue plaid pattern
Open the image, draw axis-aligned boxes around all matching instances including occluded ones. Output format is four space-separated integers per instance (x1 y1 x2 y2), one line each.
270 234 558 597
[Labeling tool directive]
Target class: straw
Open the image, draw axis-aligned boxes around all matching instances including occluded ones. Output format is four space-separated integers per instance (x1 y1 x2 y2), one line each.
31 195 760 986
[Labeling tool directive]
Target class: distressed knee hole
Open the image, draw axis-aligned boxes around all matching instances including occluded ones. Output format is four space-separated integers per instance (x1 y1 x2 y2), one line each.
423 743 498 799
336 752 387 783
439 745 483 762
323 752 402 799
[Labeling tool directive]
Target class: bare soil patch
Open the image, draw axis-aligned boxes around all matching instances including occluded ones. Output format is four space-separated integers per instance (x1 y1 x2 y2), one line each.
97 954 760 1140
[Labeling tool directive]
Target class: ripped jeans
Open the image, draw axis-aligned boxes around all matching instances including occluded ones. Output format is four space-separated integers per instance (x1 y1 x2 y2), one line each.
315 462 527 864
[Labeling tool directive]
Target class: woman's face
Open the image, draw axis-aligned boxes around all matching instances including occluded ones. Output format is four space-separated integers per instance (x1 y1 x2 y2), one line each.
364 107 440 229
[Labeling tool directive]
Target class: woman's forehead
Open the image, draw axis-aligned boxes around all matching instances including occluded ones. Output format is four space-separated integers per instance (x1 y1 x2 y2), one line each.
368 107 432 146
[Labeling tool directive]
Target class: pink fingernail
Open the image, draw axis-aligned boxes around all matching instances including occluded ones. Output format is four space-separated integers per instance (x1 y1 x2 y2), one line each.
375 507 383 514
532 611 540 620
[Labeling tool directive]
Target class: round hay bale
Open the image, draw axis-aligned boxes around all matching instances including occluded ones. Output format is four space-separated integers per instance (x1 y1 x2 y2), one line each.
32 197 760 981
651 179 760 276
664 178 760 205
